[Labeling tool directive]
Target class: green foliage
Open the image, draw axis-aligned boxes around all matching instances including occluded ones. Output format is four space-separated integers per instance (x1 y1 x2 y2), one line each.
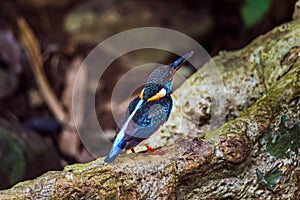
0 129 25 184
265 115 300 158
256 166 282 191
241 0 272 28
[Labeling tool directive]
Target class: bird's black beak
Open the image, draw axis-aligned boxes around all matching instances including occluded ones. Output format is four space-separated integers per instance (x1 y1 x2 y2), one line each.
169 51 194 71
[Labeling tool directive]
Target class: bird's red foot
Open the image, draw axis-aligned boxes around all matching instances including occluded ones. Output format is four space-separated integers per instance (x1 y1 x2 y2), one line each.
146 145 166 155
130 148 135 153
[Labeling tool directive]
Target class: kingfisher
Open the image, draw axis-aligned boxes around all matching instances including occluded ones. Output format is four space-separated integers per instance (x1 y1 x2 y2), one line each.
104 51 194 163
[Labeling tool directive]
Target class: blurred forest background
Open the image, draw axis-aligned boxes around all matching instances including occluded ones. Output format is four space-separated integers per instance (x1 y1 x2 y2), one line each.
0 0 296 189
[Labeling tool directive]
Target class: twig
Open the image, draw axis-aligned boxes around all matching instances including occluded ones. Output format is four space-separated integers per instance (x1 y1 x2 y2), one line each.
17 17 68 124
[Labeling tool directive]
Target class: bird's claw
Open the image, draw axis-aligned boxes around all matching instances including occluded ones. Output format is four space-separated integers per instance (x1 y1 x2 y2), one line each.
146 145 166 155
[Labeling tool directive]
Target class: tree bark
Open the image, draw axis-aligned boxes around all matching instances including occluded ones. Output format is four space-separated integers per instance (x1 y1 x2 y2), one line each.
1 13 300 200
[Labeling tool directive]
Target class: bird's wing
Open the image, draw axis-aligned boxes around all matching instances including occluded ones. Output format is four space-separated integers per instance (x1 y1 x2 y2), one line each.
104 97 143 162
115 97 140 133
124 96 172 149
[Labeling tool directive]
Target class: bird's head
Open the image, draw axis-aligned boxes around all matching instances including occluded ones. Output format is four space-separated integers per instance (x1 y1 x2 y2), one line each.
138 51 193 102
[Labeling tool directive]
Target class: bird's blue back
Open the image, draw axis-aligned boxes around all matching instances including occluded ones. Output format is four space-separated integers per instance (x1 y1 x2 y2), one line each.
118 94 172 150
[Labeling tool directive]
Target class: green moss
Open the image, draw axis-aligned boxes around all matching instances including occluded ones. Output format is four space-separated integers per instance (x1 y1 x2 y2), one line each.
264 114 300 158
256 166 282 191
64 159 101 173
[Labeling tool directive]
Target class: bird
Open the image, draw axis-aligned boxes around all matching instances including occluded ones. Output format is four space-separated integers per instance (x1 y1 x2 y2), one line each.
104 51 194 163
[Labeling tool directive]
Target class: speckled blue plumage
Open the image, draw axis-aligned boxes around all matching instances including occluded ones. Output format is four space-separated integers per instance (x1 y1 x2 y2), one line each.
122 95 172 150
104 52 193 163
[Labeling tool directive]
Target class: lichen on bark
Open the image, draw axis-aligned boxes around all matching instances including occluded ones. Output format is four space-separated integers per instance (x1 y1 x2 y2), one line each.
139 19 300 155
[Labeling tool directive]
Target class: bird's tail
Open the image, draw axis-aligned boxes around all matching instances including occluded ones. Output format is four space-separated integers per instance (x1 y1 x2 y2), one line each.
104 146 122 163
